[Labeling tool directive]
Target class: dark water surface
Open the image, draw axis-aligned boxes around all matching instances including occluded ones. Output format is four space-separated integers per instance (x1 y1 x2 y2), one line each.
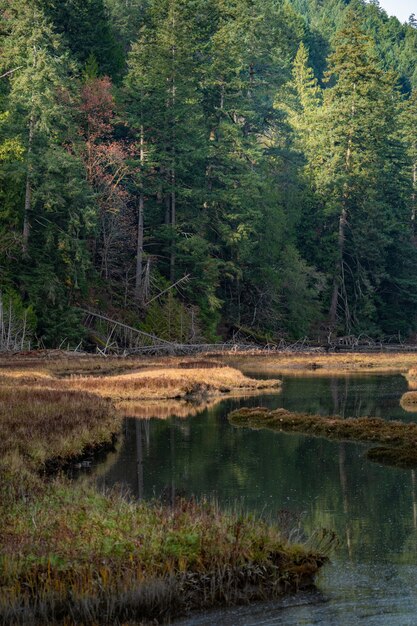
94 374 417 625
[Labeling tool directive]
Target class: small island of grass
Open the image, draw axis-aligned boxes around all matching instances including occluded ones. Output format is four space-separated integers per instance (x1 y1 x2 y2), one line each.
229 407 417 469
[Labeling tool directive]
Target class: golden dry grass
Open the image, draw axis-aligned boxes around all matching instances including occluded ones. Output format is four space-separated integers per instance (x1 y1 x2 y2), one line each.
67 366 281 402
44 367 281 402
226 352 417 376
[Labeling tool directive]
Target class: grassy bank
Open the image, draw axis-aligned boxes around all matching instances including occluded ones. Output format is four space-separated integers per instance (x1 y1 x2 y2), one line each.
226 351 417 376
0 357 281 404
229 407 417 468
0 355 326 625
0 385 118 494
1 486 327 625
69 366 280 402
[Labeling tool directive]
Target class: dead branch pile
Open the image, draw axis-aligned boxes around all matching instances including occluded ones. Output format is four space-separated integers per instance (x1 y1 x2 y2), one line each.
0 294 31 352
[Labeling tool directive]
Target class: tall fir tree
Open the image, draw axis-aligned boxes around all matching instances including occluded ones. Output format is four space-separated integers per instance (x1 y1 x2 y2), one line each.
0 0 94 343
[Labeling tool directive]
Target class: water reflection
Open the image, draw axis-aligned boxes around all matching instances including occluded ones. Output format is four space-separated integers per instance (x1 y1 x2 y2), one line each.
94 374 417 625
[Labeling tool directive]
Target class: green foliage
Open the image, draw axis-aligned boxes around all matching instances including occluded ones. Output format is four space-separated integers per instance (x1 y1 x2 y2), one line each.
39 0 124 78
1 0 417 344
141 294 202 344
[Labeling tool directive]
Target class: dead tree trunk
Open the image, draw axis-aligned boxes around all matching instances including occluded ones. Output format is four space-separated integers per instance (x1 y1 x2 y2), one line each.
23 113 35 256
135 126 145 303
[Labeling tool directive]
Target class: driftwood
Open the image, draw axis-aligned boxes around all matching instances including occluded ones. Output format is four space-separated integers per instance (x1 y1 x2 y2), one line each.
79 309 417 356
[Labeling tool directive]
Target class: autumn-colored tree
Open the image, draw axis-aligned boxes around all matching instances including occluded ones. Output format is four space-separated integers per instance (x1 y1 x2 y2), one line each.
78 76 133 281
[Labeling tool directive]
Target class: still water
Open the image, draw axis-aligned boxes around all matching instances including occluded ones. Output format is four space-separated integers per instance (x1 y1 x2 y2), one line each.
95 374 417 625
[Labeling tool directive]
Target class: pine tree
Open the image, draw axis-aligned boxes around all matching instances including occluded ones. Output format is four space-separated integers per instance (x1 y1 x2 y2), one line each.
303 9 413 334
39 0 123 78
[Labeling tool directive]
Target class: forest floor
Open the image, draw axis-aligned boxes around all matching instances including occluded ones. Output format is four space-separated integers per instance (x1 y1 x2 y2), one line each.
0 351 329 626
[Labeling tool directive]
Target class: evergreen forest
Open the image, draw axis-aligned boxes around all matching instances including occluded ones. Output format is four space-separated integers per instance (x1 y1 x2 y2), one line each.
1 0 417 347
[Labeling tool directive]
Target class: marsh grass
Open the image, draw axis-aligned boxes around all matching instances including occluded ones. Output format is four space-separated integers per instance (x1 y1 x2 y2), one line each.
0 486 327 625
67 367 281 402
0 386 117 475
0 358 281 404
229 407 417 468
0 356 325 625
228 352 417 376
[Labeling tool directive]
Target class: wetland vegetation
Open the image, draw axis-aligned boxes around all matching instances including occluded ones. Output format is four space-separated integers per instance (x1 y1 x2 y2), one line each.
0 353 326 625
229 407 417 469
3 351 417 622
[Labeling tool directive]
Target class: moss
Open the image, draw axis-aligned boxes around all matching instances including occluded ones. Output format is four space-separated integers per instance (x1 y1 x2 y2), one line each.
229 407 417 468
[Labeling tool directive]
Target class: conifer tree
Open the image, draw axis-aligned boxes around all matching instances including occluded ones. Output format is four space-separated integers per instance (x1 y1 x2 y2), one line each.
303 9 412 333
401 89 417 234
0 0 93 343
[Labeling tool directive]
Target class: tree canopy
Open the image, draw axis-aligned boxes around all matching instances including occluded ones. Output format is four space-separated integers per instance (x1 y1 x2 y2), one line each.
1 0 417 346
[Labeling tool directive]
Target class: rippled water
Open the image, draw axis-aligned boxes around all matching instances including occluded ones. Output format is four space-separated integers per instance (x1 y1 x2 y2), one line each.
93 374 417 625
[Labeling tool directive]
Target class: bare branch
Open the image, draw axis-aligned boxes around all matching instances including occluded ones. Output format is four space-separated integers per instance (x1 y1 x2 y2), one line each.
145 275 191 305
0 66 23 79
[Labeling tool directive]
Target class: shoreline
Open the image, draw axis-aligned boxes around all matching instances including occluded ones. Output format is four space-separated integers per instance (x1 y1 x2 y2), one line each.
229 407 417 469
0 353 328 625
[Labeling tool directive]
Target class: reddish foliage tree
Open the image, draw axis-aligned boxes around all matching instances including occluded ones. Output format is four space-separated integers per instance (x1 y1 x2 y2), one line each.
79 77 135 281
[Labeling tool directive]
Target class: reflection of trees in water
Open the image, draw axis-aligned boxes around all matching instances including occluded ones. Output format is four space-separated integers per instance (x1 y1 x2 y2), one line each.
339 444 353 560
282 374 408 419
96 376 415 563
135 420 143 500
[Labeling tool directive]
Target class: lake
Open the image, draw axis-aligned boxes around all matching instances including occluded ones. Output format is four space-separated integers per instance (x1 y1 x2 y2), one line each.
92 373 417 625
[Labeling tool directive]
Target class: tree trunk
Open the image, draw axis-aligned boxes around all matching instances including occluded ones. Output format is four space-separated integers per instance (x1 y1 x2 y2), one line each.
22 113 35 256
329 204 347 327
135 193 144 299
170 167 176 282
411 155 417 235
135 126 145 302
